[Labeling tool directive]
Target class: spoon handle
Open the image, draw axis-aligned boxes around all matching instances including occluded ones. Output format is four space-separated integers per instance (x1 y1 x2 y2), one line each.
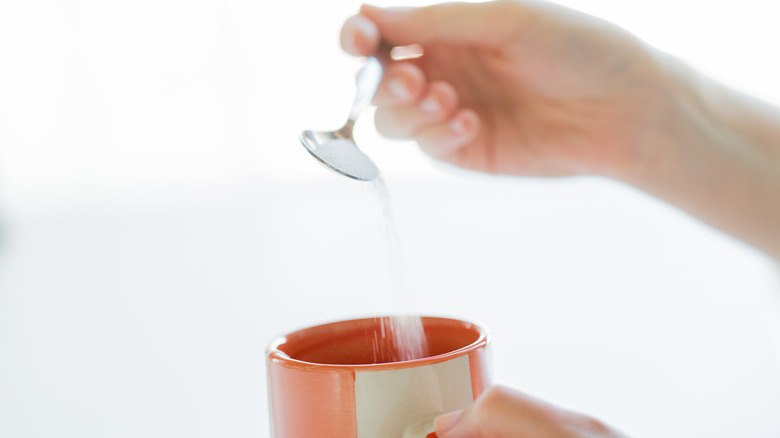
346 56 383 125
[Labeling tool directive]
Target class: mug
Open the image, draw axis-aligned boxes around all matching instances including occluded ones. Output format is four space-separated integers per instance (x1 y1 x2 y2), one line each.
266 315 491 438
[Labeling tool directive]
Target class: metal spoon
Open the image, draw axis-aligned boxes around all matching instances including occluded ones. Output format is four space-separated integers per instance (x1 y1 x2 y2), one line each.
299 56 383 181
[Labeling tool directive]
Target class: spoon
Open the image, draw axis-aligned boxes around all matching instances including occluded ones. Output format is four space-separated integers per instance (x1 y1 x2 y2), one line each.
299 56 383 181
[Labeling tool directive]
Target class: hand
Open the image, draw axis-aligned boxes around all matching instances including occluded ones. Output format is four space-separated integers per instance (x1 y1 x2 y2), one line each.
340 1 668 179
435 386 628 438
341 1 780 260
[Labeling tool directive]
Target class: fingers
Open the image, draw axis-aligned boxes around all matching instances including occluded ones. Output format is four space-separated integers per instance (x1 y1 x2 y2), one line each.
340 5 485 163
372 63 426 106
340 14 380 56
435 386 626 438
375 80 458 137
372 65 479 160
416 109 480 160
435 386 528 438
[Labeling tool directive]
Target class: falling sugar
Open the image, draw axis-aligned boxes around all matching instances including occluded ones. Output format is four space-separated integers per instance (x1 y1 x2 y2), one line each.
313 135 427 361
364 177 429 362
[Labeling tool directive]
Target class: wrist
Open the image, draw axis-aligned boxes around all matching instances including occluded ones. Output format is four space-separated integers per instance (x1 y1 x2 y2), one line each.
590 45 685 185
623 51 780 259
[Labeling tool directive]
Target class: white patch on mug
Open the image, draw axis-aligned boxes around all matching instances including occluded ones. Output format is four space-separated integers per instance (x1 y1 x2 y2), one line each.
354 355 473 438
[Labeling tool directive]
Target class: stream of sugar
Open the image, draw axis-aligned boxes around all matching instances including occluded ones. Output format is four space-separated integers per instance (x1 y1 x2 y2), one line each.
364 177 430 362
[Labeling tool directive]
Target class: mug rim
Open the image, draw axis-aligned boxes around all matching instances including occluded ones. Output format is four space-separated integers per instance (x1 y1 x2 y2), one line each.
266 315 490 372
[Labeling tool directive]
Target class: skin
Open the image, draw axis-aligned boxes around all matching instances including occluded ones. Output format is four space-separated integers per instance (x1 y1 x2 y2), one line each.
341 1 780 436
434 386 628 438
341 1 780 260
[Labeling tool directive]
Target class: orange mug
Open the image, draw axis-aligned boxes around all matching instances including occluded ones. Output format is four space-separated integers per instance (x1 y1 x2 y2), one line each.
266 316 491 438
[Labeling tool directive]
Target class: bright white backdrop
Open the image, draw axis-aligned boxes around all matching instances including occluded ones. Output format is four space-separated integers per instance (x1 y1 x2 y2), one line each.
1 0 780 437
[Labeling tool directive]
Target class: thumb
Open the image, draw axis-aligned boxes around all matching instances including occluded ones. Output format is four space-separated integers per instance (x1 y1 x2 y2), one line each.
433 386 549 438
434 409 465 437
359 2 518 47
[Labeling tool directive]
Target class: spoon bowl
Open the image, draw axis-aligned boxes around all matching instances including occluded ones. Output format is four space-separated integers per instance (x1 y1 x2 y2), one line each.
299 56 383 182
300 129 379 182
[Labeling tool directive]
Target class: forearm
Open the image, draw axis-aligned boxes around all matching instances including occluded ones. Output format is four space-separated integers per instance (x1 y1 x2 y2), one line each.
628 53 780 260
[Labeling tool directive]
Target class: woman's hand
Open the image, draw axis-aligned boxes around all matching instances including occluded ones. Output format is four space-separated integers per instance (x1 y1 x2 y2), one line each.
340 1 780 260
435 386 628 438
340 1 668 180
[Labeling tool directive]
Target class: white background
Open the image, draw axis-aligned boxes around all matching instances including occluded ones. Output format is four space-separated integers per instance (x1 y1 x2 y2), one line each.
1 0 780 437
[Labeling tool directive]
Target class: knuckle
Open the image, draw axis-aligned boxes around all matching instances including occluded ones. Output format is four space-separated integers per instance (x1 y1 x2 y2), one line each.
429 81 458 108
466 386 516 437
477 385 514 411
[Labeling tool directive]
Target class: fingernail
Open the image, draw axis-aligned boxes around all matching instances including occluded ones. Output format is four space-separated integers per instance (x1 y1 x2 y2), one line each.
449 115 467 135
343 34 358 55
388 78 411 100
420 94 441 114
355 15 378 39
435 410 464 435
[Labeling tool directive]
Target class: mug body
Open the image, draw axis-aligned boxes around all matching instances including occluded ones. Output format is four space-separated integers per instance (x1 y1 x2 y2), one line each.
266 316 491 438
